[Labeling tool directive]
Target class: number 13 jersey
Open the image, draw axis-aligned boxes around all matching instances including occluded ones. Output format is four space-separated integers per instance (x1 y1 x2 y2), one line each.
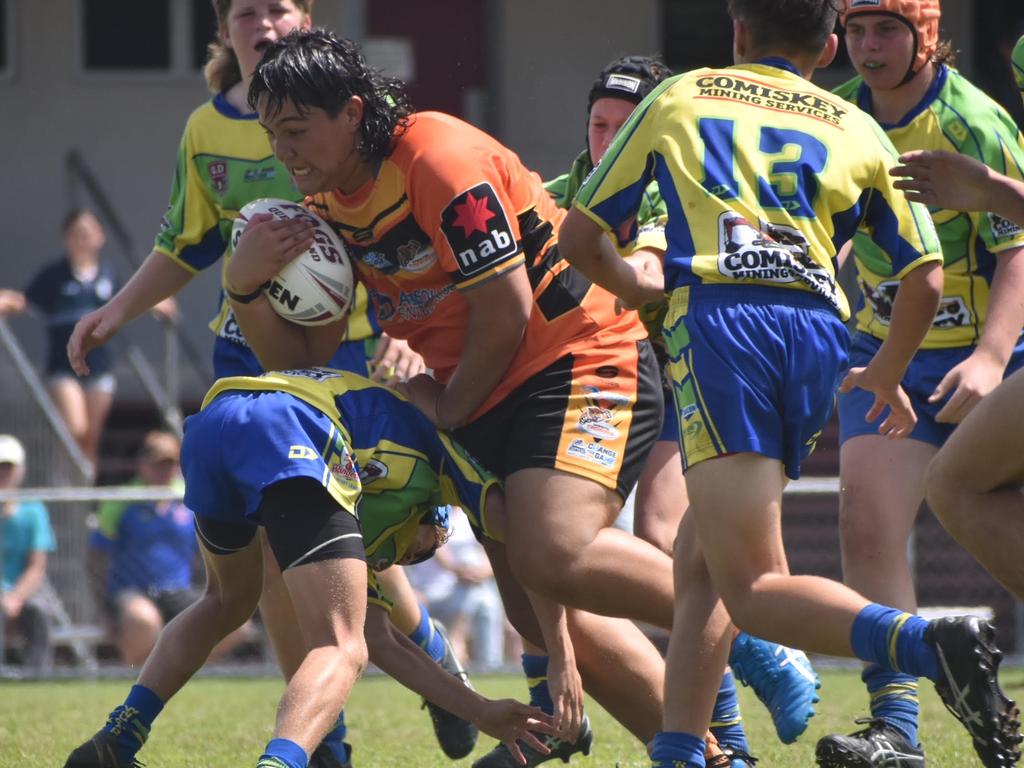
573 59 942 321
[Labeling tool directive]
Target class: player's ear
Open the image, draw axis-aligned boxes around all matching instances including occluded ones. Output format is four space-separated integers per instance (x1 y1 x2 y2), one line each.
343 95 365 131
732 19 748 63
816 33 839 69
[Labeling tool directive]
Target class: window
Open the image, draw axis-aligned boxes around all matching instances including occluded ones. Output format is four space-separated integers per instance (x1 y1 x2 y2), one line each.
191 0 219 70
82 0 171 70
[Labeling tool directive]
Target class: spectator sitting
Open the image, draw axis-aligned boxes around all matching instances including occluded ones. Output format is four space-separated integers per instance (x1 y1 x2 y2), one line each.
0 434 57 675
88 430 249 666
406 506 506 672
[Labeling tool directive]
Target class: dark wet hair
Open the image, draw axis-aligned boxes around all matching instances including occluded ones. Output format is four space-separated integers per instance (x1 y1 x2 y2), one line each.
249 28 413 162
728 0 842 55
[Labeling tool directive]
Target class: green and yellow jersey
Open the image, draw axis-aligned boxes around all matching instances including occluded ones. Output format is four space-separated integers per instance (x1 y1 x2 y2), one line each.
835 64 1024 348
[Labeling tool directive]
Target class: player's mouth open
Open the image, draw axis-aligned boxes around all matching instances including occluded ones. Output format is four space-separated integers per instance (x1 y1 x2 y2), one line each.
292 167 312 177
863 61 885 70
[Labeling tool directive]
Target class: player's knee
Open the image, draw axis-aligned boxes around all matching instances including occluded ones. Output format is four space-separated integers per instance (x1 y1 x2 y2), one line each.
924 454 968 531
202 581 261 631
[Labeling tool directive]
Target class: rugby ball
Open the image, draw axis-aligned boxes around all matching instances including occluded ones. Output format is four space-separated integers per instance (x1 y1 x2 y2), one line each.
231 198 354 326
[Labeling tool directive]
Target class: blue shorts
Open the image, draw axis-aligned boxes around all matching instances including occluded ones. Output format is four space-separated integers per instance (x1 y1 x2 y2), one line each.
181 390 361 527
664 285 849 480
213 336 376 379
838 332 1024 447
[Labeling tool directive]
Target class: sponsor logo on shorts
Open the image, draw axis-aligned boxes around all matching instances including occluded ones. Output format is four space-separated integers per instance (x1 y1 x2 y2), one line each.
990 212 1024 240
578 406 620 440
679 403 699 420
441 183 519 278
330 451 359 483
288 445 319 460
567 438 619 467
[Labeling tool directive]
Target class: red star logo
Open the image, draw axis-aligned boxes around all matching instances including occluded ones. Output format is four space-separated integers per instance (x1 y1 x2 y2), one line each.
452 192 496 237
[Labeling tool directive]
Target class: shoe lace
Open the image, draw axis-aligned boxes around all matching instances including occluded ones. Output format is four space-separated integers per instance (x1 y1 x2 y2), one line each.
847 717 891 739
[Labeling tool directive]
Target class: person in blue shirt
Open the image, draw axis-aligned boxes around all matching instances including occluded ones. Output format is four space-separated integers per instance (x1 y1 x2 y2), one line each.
0 434 57 674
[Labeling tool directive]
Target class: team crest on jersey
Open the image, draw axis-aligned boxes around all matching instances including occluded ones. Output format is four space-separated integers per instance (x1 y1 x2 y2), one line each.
208 160 229 194
441 183 518 278
396 239 437 273
990 212 1023 240
717 212 839 311
358 459 389 485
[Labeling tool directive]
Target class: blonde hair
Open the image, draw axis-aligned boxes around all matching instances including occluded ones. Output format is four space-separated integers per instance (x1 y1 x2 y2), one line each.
203 0 314 94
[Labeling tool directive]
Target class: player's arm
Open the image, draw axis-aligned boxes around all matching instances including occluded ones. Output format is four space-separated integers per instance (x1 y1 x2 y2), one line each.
559 209 665 310
225 213 346 370
68 252 193 375
400 267 532 429
364 603 555 763
1 550 46 618
891 150 1024 225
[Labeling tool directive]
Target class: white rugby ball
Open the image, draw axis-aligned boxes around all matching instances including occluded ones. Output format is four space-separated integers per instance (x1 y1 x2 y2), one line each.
231 198 354 326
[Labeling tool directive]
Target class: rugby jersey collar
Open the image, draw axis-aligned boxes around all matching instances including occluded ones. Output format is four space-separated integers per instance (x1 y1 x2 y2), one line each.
753 57 802 76
855 63 948 130
212 91 259 121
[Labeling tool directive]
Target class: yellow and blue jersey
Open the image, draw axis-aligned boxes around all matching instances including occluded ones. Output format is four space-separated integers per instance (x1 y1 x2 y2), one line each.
835 65 1024 348
201 367 499 570
574 60 942 322
153 93 377 355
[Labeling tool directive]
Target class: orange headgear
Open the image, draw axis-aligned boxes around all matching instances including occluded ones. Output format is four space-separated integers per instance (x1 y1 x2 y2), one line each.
841 0 941 75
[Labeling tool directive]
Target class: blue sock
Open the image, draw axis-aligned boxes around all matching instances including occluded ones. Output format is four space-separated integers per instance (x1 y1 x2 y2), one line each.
257 737 308 768
101 684 164 760
522 654 555 716
320 710 349 763
863 664 920 745
408 604 445 663
710 671 749 753
850 603 939 681
650 731 706 768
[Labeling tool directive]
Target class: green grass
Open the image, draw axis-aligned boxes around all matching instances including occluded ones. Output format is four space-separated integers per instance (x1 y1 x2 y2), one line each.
3 667 1023 766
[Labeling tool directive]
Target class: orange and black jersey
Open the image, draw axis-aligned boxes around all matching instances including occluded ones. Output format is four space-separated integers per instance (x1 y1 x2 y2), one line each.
307 111 645 419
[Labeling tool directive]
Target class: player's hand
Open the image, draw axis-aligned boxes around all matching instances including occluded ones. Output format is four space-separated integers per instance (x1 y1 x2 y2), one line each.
67 303 126 376
545 649 584 742
394 373 445 427
890 150 995 212
226 213 314 295
474 699 556 766
839 366 917 438
616 251 665 313
929 349 1004 423
369 333 427 386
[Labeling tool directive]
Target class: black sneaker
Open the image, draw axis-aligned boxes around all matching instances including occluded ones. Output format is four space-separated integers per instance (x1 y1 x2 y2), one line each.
816 718 925 766
927 616 1022 768
64 732 143 768
422 620 479 759
471 714 594 767
309 742 353 768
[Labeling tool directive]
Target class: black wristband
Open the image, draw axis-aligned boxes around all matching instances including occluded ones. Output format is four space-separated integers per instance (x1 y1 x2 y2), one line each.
224 282 269 304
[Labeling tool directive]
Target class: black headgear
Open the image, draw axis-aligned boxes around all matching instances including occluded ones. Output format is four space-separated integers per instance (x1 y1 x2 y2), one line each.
587 55 673 113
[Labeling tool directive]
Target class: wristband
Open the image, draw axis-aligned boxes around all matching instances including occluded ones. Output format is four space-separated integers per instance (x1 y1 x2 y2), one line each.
224 282 269 304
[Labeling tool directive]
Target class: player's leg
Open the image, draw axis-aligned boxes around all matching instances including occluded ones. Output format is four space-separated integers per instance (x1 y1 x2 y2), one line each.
64 520 264 767
926 367 1024 599
633 437 686 556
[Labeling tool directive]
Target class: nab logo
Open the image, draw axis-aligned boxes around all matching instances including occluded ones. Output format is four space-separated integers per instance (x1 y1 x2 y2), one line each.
441 182 518 278
288 445 319 460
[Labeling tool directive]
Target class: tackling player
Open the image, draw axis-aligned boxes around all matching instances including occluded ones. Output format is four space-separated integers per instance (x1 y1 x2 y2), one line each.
62 366 559 768
559 1 1021 767
820 2 1024 764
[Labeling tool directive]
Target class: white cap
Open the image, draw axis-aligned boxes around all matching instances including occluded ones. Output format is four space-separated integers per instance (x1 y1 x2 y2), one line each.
0 434 26 466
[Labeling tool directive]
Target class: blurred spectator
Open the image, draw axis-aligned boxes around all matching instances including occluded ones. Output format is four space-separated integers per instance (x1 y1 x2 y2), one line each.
87 430 249 666
0 210 176 472
406 506 506 671
0 434 57 674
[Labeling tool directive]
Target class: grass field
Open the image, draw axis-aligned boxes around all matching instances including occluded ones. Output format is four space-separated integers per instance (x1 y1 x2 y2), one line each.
3 666 1023 766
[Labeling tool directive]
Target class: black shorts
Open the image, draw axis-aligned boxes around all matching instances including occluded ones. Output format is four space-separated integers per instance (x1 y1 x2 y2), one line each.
454 339 662 499
195 478 365 571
